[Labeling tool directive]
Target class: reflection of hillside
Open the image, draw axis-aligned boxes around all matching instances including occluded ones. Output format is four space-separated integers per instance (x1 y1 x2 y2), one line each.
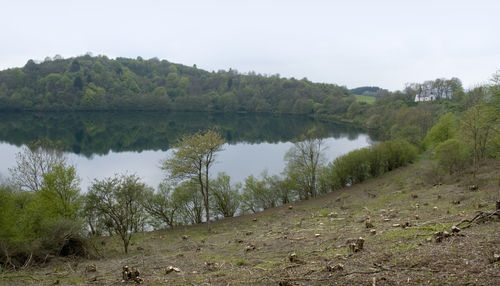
0 112 364 157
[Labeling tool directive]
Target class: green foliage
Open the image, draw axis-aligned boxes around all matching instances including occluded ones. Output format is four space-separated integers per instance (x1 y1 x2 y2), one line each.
326 139 418 189
434 139 468 174
40 163 82 219
0 166 86 266
210 172 241 218
0 186 23 242
142 183 178 229
365 101 442 144
162 129 225 222
172 180 204 225
330 148 371 187
379 139 418 171
0 55 351 113
353 94 376 104
240 174 279 213
423 112 458 148
461 103 494 177
86 174 148 253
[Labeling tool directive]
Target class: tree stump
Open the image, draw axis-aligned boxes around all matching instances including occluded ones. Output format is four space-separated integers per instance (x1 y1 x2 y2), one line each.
347 237 364 253
365 217 374 228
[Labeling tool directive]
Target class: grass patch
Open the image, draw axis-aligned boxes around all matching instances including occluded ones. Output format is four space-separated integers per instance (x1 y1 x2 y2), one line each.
317 208 331 217
354 94 376 104
254 258 282 270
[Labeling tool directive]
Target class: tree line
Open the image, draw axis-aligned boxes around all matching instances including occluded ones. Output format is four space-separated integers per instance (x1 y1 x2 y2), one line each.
0 55 353 115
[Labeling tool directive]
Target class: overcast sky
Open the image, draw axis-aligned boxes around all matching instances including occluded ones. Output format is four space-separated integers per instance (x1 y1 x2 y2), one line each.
1 0 499 90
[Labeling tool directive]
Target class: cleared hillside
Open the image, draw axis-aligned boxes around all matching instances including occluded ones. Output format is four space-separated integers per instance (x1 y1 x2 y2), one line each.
3 156 500 285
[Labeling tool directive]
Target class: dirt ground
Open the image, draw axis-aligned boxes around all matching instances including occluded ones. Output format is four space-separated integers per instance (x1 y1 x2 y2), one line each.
2 158 500 285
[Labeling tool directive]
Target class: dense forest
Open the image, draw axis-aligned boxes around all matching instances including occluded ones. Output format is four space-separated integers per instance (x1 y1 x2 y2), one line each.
0 55 355 116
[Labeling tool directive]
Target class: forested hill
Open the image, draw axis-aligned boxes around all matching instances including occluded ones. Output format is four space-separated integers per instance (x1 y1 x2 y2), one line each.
0 55 355 114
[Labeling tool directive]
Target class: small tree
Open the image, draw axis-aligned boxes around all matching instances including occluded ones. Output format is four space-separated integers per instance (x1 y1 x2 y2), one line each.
161 130 224 223
241 174 278 213
284 137 325 199
210 173 240 218
172 180 204 225
86 174 147 253
461 104 491 178
39 163 82 219
266 174 294 205
142 182 179 229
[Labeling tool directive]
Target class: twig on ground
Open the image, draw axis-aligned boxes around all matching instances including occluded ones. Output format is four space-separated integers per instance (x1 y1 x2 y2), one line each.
456 210 500 229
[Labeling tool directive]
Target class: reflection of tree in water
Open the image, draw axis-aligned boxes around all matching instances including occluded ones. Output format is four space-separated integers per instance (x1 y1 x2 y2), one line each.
0 112 365 157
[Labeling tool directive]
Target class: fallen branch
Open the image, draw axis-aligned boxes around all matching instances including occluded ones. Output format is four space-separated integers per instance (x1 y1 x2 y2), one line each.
21 252 33 270
456 210 500 229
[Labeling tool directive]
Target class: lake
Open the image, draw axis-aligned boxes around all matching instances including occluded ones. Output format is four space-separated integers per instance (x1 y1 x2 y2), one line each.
0 112 372 190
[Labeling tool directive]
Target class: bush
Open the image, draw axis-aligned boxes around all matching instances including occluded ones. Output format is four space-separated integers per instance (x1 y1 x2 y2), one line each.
40 218 88 257
423 112 458 148
240 175 279 213
0 187 89 269
331 148 371 187
210 173 241 218
434 139 468 174
323 139 418 190
379 139 418 171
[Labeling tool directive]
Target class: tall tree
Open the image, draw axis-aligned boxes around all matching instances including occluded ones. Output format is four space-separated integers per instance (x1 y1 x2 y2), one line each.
461 103 491 179
161 130 224 223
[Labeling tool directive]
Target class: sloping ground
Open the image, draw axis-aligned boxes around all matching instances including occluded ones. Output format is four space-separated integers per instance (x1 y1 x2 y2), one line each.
3 158 500 285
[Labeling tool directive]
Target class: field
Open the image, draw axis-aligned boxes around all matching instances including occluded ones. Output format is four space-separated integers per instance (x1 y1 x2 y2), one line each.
354 94 376 104
3 157 500 285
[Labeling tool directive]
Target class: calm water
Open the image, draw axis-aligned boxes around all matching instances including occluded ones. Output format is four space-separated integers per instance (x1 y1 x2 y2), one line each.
0 112 372 190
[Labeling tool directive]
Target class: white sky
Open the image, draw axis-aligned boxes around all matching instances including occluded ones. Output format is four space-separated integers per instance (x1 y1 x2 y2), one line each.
1 0 499 90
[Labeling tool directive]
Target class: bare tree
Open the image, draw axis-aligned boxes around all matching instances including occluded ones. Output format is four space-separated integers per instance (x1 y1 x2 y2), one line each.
285 137 326 199
9 140 65 192
142 182 179 229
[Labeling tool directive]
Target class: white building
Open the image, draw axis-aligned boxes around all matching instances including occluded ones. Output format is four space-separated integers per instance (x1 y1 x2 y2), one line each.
414 87 452 102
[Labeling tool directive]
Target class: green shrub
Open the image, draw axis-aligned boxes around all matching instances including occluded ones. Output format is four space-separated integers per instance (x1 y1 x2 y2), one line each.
434 139 468 174
423 112 458 148
324 139 418 190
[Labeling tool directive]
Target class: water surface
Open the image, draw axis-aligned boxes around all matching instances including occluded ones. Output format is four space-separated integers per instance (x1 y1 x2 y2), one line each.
0 112 372 190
